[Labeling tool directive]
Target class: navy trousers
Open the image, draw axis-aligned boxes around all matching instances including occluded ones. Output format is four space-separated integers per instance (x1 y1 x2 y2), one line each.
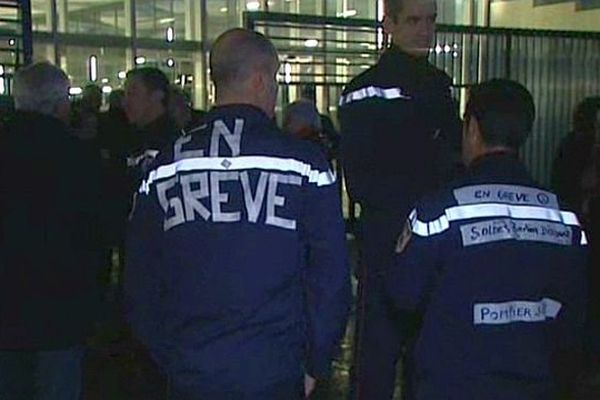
348 208 407 400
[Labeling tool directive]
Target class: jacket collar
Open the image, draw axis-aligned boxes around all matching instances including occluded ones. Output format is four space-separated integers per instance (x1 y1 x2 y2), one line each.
206 104 277 134
379 45 431 70
467 151 532 182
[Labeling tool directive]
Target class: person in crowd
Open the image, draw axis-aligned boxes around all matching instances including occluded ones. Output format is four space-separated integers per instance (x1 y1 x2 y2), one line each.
552 96 600 216
300 84 341 160
97 89 135 297
282 99 338 163
99 89 131 153
71 83 103 141
338 0 461 398
387 79 588 399
124 67 179 193
0 94 15 131
283 100 322 139
0 62 104 400
169 86 205 132
578 102 600 370
99 90 134 218
125 28 351 400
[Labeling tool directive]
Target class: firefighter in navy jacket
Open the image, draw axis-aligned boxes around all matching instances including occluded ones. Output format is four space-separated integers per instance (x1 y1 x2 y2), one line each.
338 1 461 398
125 29 351 400
387 79 588 399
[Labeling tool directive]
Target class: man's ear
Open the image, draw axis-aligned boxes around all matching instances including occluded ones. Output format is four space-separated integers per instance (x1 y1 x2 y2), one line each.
248 70 264 92
466 115 484 147
382 15 394 36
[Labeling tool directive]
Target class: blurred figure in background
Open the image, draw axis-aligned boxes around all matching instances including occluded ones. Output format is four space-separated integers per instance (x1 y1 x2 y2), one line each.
98 89 135 299
577 100 600 370
169 86 206 133
99 89 133 162
282 100 322 141
552 96 600 215
300 84 340 160
124 68 178 189
71 84 103 142
0 62 103 400
282 99 337 162
169 86 192 133
0 94 14 132
553 99 600 368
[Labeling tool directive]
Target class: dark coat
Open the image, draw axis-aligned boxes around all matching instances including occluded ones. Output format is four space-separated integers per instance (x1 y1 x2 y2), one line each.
0 111 104 350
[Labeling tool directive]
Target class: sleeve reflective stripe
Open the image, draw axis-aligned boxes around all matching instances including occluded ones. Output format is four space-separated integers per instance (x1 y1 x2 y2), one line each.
411 203 582 237
411 218 429 236
339 86 412 106
408 208 418 223
445 204 579 226
138 155 336 194
581 231 589 246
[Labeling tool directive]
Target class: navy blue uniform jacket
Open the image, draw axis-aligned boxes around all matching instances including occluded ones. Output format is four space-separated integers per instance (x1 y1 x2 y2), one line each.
387 154 588 399
125 104 351 395
339 46 461 218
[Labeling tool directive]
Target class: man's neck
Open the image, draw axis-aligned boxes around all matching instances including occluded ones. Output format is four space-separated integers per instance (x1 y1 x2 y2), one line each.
469 146 517 166
214 94 267 116
215 91 257 108
137 110 165 130
389 43 428 60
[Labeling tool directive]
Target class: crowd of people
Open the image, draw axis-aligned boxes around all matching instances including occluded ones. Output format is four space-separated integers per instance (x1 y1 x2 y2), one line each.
0 0 598 399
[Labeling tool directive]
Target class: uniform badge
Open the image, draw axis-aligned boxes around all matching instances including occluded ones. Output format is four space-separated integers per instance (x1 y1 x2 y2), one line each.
395 220 413 254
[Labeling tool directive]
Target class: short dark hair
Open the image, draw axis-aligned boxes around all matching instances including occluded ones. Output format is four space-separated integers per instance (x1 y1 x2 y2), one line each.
210 28 278 91
82 84 102 109
126 67 170 106
465 79 536 150
108 89 124 110
573 96 600 135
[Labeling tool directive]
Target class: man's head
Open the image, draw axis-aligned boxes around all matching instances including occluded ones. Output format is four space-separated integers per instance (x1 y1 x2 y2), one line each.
108 89 125 112
82 84 102 112
169 86 192 130
463 79 536 165
210 28 279 118
282 100 322 140
13 62 70 124
124 67 170 128
383 0 437 58
572 96 600 138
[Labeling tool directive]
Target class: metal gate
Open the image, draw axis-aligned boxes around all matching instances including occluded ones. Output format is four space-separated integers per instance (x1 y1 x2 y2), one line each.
246 11 600 188
0 0 33 94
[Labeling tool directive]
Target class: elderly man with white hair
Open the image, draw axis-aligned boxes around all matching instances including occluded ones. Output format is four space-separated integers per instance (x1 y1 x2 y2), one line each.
0 62 103 400
282 100 323 141
283 100 340 163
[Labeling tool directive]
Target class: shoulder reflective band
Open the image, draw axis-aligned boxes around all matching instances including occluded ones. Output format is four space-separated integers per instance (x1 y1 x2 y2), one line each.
474 298 562 325
138 155 337 194
339 86 412 106
410 203 581 237
127 149 160 167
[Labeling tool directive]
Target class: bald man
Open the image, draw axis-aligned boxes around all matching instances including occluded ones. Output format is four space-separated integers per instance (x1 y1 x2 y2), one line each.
339 0 462 398
125 28 351 400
